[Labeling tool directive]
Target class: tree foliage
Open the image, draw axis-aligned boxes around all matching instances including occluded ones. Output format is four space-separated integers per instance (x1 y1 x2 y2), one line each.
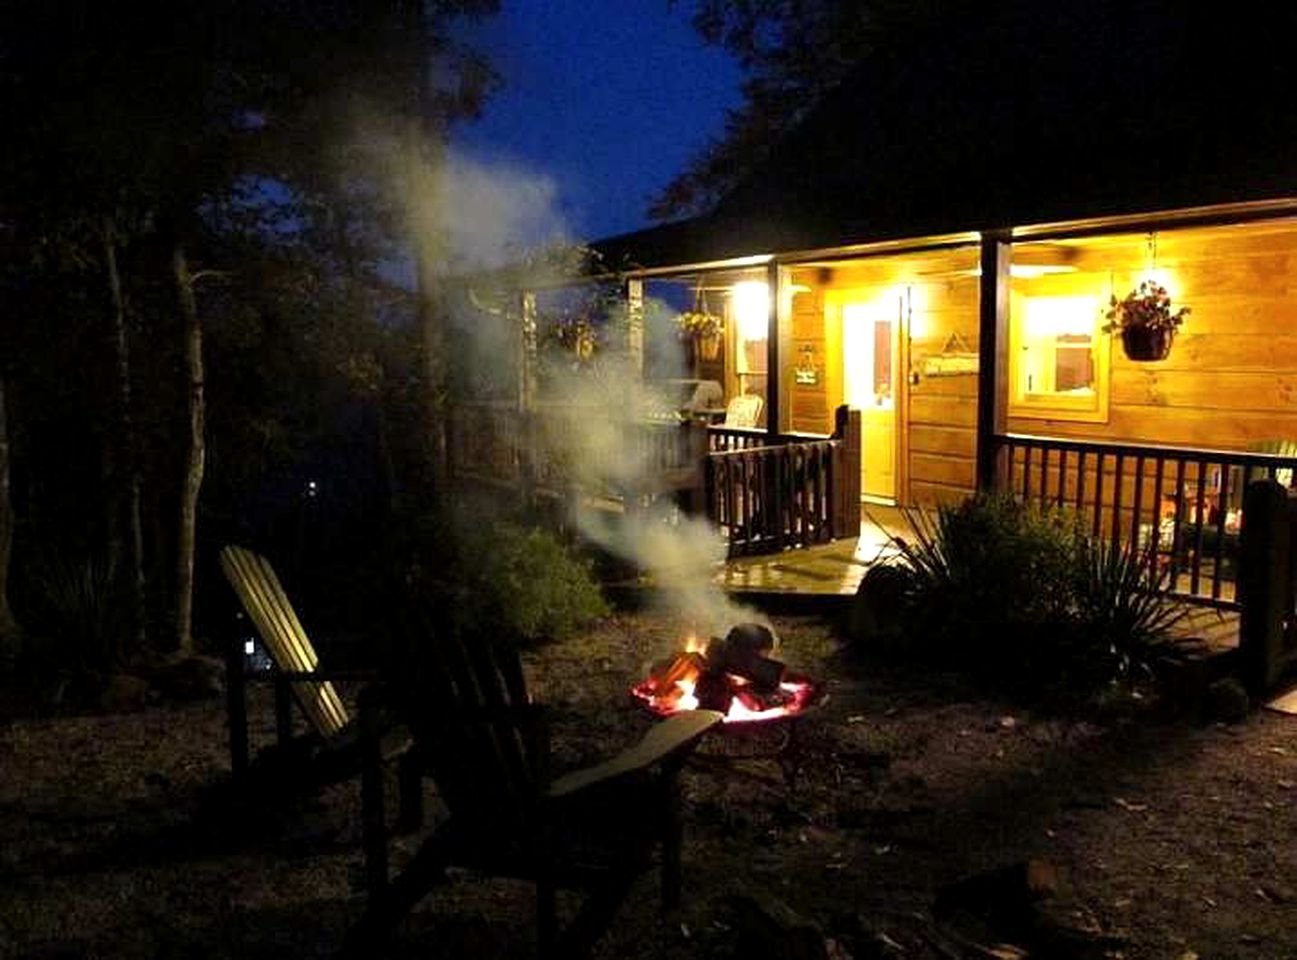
0 2 498 673
653 0 965 220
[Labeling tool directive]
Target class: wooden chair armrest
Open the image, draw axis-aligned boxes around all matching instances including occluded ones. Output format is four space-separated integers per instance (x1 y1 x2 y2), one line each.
264 667 383 682
547 710 722 798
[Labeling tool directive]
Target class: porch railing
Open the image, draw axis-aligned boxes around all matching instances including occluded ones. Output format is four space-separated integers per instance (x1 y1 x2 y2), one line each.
449 401 862 557
994 433 1297 608
707 440 835 555
448 401 703 499
708 426 771 453
706 407 861 555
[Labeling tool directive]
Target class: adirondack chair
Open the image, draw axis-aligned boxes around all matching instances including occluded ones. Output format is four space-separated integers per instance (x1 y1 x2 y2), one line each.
219 544 414 801
350 602 723 958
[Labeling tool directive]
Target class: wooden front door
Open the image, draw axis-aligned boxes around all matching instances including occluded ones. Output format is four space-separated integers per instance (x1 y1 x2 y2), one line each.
842 300 899 501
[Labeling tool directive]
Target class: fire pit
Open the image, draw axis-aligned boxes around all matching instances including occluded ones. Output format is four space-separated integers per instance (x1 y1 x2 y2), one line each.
630 623 826 787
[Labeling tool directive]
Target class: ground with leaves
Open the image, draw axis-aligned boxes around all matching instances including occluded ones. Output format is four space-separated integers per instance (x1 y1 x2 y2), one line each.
2 611 1295 959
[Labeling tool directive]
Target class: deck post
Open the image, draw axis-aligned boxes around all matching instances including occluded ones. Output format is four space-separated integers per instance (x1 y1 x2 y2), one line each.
766 262 789 438
626 276 644 377
975 231 1011 492
1238 479 1294 695
833 405 862 537
519 291 538 507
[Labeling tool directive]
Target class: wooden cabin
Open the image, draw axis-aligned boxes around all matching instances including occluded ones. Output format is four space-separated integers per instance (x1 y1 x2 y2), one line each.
453 0 1297 605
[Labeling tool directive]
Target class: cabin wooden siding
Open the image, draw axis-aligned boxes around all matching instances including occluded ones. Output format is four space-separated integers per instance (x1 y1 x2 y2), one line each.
790 288 834 435
786 254 981 507
904 276 980 506
1005 221 1297 450
775 219 1297 514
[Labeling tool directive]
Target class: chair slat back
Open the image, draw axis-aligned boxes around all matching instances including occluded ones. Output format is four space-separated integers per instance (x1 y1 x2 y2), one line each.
396 602 538 833
219 545 349 738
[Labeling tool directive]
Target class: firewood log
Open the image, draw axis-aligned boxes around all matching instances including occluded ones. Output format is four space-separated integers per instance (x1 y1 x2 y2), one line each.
694 670 734 714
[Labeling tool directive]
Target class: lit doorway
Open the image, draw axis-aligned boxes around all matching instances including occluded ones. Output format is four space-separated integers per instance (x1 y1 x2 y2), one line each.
842 300 898 501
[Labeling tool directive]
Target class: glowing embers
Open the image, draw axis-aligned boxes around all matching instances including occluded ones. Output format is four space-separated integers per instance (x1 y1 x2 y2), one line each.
631 623 823 723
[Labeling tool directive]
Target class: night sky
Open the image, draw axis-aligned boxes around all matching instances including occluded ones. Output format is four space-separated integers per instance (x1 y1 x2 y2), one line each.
452 1 743 244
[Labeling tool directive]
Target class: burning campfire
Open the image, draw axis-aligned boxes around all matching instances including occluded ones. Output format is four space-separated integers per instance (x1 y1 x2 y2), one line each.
631 623 823 723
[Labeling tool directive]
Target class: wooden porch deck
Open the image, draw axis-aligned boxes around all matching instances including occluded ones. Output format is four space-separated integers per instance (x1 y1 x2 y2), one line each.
713 505 909 599
709 504 1240 651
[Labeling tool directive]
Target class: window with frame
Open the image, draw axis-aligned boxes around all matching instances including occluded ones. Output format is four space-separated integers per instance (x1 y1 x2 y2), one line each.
1009 295 1109 422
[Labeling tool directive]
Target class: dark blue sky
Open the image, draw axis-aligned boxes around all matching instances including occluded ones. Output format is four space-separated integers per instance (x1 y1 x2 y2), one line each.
452 1 743 243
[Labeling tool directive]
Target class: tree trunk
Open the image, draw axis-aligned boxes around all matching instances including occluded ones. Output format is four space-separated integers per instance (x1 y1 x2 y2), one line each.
0 371 21 643
173 243 205 655
416 236 448 495
103 218 147 654
402 0 449 498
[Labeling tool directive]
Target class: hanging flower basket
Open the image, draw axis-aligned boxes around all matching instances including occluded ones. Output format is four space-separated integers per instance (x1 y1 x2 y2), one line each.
677 310 723 340
1120 324 1173 361
1103 280 1189 363
1115 325 1177 363
677 282 723 363
697 331 721 361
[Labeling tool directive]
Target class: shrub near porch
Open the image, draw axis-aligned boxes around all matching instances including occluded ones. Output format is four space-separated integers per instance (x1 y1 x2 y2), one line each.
868 494 1186 706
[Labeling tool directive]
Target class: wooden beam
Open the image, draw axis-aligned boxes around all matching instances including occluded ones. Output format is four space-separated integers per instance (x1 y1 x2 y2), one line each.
975 233 1011 491
519 290 537 413
767 262 790 437
626 277 644 376
519 291 538 508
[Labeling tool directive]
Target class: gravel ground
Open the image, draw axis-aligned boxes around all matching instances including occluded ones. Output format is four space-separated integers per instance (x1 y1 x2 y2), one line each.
2 611 1295 959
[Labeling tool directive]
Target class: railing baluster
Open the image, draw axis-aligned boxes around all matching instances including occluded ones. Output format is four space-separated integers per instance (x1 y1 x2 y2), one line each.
794 447 804 544
1076 448 1088 513
1057 448 1068 506
1111 454 1125 546
729 456 740 546
1039 446 1049 508
1091 452 1105 540
747 451 759 550
1190 461 1208 596
1129 454 1146 552
1151 455 1167 577
771 449 783 549
1211 459 1230 601
818 444 826 539
1169 458 1187 590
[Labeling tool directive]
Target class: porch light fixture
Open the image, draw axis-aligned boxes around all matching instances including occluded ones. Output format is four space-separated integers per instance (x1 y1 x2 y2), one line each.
733 281 769 341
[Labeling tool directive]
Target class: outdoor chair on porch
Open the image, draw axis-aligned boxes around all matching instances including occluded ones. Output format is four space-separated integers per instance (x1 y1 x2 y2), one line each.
350 600 722 958
1167 441 1297 580
219 545 415 801
724 393 764 428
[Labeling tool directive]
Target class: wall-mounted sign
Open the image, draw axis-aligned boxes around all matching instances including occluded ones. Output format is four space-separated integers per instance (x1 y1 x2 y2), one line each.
795 343 819 384
921 353 979 376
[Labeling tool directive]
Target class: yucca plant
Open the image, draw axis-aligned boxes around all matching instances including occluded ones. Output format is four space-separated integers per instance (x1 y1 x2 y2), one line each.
1072 535 1190 684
